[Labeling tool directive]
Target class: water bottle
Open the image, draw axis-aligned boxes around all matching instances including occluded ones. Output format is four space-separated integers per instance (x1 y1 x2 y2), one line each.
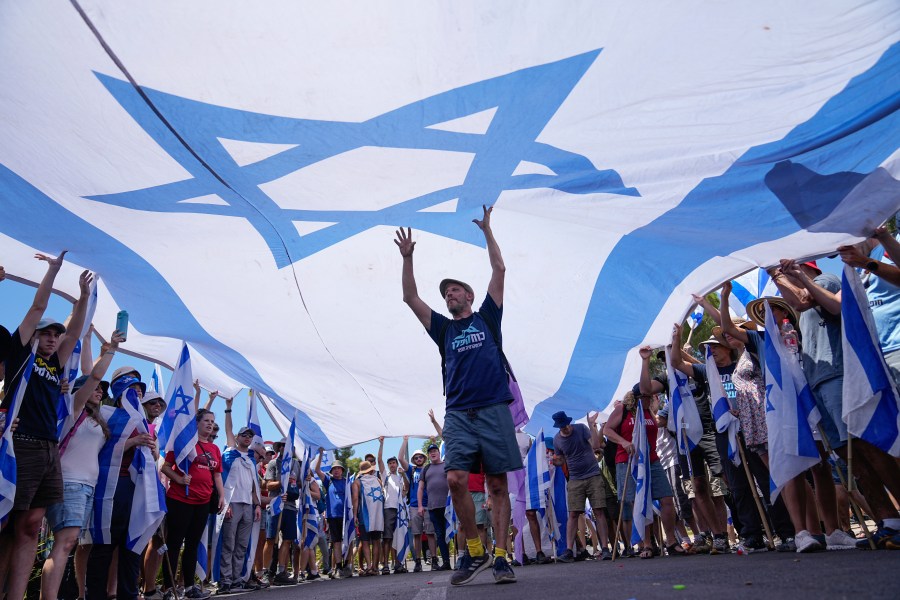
781 319 799 353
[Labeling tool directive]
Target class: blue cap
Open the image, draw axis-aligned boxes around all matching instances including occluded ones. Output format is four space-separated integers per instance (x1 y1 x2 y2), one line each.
551 411 572 428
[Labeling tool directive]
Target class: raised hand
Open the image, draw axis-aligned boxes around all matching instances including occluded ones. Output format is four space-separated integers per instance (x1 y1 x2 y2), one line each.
193 379 200 394
35 250 68 269
721 280 732 296
837 245 869 269
587 411 599 428
638 345 652 360
672 323 683 347
110 330 126 347
394 227 415 257
78 270 93 296
873 225 890 241
472 204 493 232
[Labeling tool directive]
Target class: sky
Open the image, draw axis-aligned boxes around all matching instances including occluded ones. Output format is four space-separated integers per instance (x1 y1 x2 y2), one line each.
0 255 849 459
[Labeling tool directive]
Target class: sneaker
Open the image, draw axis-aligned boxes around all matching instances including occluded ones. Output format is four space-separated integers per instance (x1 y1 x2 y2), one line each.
450 552 492 586
144 589 166 600
273 571 297 586
574 549 590 561
492 556 516 584
440 562 453 571
184 587 212 599
306 573 321 581
812 533 827 548
857 526 899 549
691 536 711 554
795 530 823 553
711 536 729 554
510 559 522 567
825 529 858 551
341 565 354 578
536 551 553 565
521 553 534 566
215 583 233 595
601 548 612 560
413 560 422 573
776 537 796 552
735 536 767 554
556 549 575 563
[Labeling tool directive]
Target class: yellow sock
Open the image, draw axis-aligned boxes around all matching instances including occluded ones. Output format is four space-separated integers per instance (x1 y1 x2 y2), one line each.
467 538 485 557
494 547 507 559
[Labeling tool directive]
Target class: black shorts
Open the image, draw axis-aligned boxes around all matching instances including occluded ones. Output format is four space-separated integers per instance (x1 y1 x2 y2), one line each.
13 437 64 510
327 517 344 542
687 430 723 479
383 508 398 540
443 402 522 474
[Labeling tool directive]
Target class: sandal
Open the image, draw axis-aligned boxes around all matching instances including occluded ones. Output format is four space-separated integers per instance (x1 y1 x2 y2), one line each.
639 547 654 559
666 543 688 556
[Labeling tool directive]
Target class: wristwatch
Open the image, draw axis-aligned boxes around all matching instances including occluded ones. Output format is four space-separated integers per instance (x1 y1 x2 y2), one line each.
866 260 880 272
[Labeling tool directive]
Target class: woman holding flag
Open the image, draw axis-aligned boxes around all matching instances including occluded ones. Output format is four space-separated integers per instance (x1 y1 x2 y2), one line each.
603 390 681 558
159 409 224 599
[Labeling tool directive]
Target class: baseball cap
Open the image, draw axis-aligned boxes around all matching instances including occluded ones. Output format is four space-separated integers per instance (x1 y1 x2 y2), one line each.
427 443 440 451
111 365 141 384
237 426 254 437
141 391 165 405
35 318 66 334
439 278 474 297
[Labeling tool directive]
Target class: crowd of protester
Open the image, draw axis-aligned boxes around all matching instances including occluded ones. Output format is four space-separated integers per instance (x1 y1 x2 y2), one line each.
0 221 899 599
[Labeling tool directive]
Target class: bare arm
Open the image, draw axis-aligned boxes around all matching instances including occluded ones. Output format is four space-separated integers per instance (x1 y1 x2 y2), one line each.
309 479 321 501
224 395 235 448
80 330 93 374
718 282 749 344
377 436 386 474
72 330 124 415
783 261 842 315
351 480 360 518
690 292 720 325
669 324 694 378
395 227 432 329
875 226 900 266
203 390 217 412
193 379 201 413
314 448 326 480
602 403 633 455
398 435 410 470
638 346 666 395
19 251 67 345
839 241 900 287
587 412 605 451
58 271 93 365
428 408 442 437
417 477 425 512
214 472 225 512
769 264 815 311
473 205 505 307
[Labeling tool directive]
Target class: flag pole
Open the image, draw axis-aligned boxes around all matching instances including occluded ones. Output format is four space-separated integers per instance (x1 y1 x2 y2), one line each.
611 451 636 562
818 428 874 549
735 433 775 550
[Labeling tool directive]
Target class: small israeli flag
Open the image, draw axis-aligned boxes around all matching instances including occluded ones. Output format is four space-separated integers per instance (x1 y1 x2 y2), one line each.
630 399 654 545
665 347 703 456
524 430 550 511
707 345 740 466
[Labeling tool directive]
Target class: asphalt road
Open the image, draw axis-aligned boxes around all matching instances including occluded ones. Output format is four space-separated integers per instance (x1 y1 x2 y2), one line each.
220 550 898 600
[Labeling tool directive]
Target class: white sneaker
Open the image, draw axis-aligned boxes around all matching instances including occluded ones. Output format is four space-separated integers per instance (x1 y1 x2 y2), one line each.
825 529 858 550
795 530 823 553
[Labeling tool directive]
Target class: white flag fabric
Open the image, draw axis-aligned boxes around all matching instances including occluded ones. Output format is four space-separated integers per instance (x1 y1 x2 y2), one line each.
151 364 166 397
0 340 38 524
707 346 741 467
664 347 703 456
725 269 781 319
247 389 265 451
630 399 653 545
1 2 898 445
841 265 900 456
764 302 822 499
524 430 550 511
156 343 198 486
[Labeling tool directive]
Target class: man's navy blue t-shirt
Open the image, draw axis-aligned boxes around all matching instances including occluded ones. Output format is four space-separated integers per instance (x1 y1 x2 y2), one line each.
429 294 512 411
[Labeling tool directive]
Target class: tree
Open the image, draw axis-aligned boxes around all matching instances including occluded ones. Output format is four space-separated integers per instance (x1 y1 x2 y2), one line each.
334 446 354 464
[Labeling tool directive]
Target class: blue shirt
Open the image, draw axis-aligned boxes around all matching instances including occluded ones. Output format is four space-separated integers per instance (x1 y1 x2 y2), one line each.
406 464 426 508
429 294 513 411
322 473 347 519
553 424 600 481
865 240 900 354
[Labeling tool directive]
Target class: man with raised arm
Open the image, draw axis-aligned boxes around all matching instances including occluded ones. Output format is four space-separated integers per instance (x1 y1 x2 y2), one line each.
394 205 521 586
0 252 93 600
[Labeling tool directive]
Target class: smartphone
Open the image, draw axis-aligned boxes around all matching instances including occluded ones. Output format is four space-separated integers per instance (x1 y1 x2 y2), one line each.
116 310 129 341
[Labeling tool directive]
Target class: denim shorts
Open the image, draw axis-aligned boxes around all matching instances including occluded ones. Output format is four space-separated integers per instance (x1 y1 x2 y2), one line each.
812 376 847 450
46 481 94 533
443 401 523 474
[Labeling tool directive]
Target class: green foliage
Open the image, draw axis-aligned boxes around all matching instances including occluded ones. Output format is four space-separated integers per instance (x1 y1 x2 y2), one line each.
344 457 362 474
334 446 354 464
420 436 441 453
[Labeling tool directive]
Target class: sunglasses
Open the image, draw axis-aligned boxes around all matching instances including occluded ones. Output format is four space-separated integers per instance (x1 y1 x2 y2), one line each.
143 399 166 407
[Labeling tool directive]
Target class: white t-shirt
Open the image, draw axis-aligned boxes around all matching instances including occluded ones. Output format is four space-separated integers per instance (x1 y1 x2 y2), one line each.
61 414 108 487
383 471 404 510
226 448 257 505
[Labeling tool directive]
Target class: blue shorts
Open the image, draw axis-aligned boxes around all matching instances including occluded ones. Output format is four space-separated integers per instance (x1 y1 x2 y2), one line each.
615 460 673 522
46 481 94 533
812 376 847 450
266 508 298 541
443 402 522 474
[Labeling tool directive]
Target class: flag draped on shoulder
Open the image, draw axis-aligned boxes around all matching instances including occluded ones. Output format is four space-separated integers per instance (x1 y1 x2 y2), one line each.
665 347 702 456
630 399 653 545
393 484 411 562
90 403 141 545
342 474 356 560
157 343 198 495
764 301 822 499
121 387 167 553
707 346 740 466
524 430 550 511
841 265 900 457
56 278 98 439
0 339 38 524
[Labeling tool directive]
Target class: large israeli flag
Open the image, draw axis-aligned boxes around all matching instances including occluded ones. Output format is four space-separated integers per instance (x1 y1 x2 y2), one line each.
841 265 900 456
707 346 741 467
630 399 653 545
764 302 822 499
1 2 898 445
524 430 550 511
664 347 703 456
156 343 198 494
0 339 38 524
